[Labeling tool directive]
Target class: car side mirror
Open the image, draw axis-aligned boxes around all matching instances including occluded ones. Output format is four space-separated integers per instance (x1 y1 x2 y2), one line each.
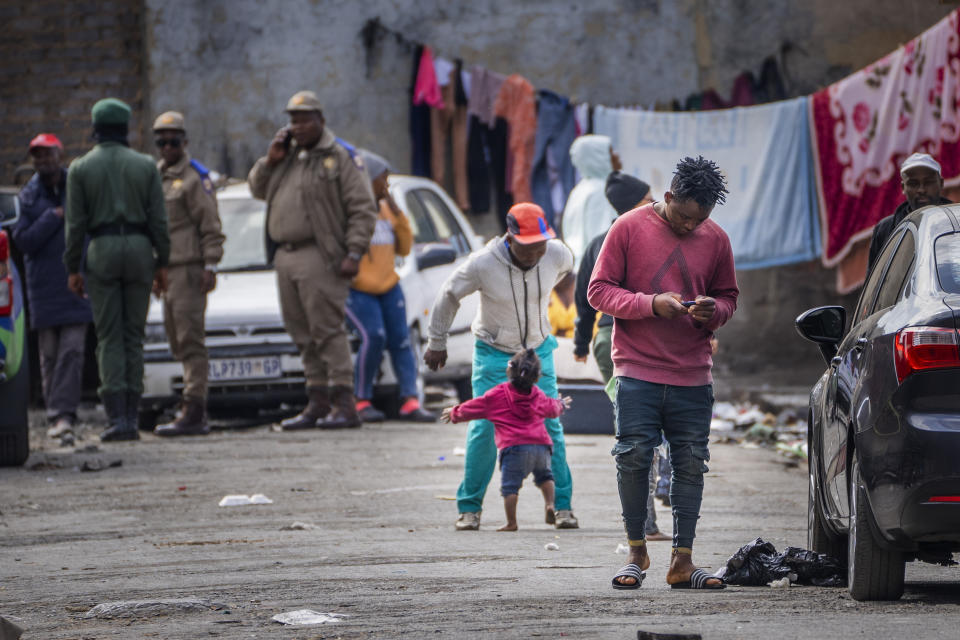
0 191 20 227
416 243 457 271
796 305 846 364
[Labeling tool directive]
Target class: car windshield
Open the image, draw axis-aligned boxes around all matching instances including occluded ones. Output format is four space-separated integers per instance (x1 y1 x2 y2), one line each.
935 232 960 293
218 196 269 272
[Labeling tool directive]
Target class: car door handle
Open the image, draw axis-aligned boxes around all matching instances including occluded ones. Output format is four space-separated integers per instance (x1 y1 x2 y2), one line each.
830 356 842 367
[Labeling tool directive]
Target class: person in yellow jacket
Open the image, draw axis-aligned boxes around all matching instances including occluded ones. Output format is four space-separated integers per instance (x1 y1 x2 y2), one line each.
345 151 436 422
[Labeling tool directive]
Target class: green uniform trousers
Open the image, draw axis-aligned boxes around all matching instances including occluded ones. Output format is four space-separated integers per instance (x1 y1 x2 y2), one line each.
593 324 614 384
85 234 155 396
163 264 208 400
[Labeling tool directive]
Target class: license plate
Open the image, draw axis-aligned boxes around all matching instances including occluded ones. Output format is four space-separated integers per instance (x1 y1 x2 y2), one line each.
208 357 282 381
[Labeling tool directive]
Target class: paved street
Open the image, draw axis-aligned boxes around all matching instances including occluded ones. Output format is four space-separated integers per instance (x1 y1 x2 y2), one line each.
2 410 960 639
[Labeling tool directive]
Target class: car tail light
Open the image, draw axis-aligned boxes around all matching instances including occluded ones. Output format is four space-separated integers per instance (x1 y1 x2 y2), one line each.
894 327 960 383
928 496 960 503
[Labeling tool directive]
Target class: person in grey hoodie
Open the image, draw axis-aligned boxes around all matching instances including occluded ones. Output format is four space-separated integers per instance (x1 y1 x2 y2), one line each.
425 202 579 531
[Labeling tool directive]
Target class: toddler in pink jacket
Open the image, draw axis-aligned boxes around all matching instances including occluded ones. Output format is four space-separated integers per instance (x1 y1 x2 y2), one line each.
442 349 571 531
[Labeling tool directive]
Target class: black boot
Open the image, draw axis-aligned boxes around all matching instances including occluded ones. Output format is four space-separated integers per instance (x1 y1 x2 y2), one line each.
100 392 138 442
155 396 210 436
316 385 361 429
126 392 142 431
277 386 331 431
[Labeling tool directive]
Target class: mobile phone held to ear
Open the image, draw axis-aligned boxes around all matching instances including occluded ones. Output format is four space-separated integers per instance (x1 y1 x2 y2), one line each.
681 300 697 307
282 128 293 150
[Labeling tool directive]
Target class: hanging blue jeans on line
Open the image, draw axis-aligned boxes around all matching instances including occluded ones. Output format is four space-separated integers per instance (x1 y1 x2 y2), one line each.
530 90 577 228
344 284 419 401
612 376 713 548
456 335 573 513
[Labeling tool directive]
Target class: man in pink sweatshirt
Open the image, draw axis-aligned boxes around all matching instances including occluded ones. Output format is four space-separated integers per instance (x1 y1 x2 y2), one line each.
587 156 738 591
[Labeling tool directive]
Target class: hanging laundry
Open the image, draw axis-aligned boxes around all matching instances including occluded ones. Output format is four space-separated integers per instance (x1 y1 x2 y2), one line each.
433 56 455 87
594 97 820 270
413 45 444 109
430 61 470 211
409 45 433 177
560 134 616 270
574 103 591 136
467 65 506 127
754 56 787 103
531 90 578 227
811 9 960 274
494 74 538 203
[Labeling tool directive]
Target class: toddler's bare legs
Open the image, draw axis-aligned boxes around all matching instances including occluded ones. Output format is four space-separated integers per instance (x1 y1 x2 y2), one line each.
540 480 556 523
498 494 519 531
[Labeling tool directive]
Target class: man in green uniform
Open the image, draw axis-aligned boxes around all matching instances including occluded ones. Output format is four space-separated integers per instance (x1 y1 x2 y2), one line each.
65 98 170 442
249 90 377 430
151 111 225 437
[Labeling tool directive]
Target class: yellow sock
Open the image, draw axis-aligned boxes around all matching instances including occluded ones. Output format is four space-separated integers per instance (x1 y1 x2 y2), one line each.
673 546 693 555
628 539 646 547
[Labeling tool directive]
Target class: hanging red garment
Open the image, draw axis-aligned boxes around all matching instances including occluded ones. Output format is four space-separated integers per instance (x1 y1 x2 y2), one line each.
811 9 960 272
494 74 537 203
413 46 444 109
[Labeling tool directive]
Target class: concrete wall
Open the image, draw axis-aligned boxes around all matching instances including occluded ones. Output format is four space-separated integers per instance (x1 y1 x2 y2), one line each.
0 0 148 183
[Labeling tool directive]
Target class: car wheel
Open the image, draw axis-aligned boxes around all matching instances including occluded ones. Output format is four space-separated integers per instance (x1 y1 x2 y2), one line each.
0 354 30 467
847 453 905 601
808 426 845 561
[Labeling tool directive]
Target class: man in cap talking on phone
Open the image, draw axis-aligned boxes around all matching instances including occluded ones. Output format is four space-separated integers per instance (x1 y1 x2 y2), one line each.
248 91 377 430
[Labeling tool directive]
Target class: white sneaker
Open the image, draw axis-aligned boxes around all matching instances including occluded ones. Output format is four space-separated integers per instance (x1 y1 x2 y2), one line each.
47 417 74 439
455 511 481 531
554 510 580 529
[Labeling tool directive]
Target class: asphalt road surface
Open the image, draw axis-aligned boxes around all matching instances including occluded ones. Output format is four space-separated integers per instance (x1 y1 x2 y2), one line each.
2 410 960 639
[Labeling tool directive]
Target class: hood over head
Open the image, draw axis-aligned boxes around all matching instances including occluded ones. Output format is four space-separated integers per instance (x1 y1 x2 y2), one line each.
570 134 613 179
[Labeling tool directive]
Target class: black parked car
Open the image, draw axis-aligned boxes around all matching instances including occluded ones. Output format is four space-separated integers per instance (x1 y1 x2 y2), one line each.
797 204 960 601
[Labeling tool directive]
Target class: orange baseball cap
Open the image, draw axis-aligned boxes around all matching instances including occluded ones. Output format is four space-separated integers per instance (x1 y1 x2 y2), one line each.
505 203 556 244
29 133 63 151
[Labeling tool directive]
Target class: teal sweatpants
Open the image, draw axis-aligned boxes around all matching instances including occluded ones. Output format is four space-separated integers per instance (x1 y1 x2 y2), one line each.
456 335 573 513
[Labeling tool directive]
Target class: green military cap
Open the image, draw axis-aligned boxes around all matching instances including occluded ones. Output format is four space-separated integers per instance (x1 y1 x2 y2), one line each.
286 90 323 113
91 98 131 125
153 110 185 132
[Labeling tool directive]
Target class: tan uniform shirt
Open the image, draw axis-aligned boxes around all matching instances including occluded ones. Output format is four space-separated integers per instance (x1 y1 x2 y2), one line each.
158 153 224 267
248 127 377 264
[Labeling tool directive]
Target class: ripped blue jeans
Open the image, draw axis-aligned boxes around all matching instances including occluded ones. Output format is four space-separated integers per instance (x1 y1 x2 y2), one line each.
612 377 713 548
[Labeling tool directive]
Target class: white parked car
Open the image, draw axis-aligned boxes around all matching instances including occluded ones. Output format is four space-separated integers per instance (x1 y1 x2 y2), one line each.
140 176 483 428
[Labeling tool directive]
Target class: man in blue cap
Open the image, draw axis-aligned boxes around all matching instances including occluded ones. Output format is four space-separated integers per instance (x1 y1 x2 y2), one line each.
64 98 171 441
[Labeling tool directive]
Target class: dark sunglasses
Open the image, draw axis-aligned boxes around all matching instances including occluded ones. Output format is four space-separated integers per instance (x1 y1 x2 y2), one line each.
155 138 182 149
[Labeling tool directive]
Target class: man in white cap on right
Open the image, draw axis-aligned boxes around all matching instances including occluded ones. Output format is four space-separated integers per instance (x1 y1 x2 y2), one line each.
868 152 951 270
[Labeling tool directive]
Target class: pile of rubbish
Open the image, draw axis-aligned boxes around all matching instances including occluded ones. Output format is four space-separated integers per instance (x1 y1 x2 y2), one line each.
710 401 808 462
715 537 845 587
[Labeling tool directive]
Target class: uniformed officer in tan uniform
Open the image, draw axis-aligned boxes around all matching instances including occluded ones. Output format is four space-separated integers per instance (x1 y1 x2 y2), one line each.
249 91 378 430
151 111 225 437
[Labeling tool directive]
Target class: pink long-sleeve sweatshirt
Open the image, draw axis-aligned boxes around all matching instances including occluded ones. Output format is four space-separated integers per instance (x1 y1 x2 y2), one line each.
450 382 564 450
586 204 739 386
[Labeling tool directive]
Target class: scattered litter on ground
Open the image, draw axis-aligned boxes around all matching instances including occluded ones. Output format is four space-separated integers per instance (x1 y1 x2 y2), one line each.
74 444 101 453
615 543 630 554
437 456 446 461
637 631 702 640
218 494 273 507
434 495 457 501
80 459 122 472
271 609 346 625
81 598 229 619
709 401 808 462
290 487 312 492
26 456 63 471
279 522 317 531
452 446 466 456
544 542 560 551
0 615 24 639
715 537 844 587
768 577 792 588
154 539 263 547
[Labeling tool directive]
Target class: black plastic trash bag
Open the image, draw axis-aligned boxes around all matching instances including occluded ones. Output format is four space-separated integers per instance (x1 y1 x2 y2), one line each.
715 537 845 587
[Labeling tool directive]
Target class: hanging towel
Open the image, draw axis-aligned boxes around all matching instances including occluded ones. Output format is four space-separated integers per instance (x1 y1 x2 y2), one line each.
811 9 960 270
413 45 444 109
494 74 538 203
594 97 820 270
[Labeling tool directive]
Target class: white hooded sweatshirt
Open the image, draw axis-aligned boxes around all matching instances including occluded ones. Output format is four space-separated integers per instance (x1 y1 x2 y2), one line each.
560 135 616 270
